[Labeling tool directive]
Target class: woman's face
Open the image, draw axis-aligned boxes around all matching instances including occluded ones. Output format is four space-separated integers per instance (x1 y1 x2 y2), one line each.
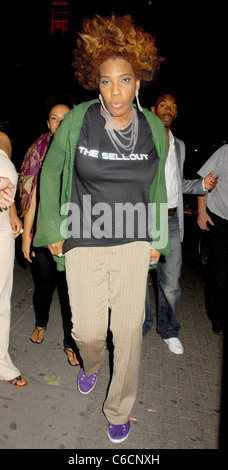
99 57 140 126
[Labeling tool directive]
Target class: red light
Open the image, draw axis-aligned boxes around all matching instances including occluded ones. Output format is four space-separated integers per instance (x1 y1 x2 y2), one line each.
51 2 69 34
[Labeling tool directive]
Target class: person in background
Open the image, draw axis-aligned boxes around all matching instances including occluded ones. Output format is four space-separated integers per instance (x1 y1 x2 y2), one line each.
18 97 80 366
0 130 27 387
143 94 217 354
197 144 228 335
33 14 169 443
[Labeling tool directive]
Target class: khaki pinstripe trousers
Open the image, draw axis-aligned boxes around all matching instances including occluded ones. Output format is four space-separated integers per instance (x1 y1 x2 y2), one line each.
65 241 150 424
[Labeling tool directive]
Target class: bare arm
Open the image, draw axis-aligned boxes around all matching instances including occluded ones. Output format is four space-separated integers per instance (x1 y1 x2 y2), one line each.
197 194 214 231
22 185 37 262
0 132 14 207
0 131 12 158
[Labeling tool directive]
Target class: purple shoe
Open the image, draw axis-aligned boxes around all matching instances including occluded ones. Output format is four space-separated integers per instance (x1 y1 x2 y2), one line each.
78 368 98 394
108 420 130 443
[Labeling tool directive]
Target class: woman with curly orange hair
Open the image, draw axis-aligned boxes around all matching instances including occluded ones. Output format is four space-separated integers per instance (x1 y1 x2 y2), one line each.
72 14 162 90
34 14 169 443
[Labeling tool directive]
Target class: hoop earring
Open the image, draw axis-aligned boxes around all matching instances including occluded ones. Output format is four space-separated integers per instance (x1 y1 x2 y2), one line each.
135 90 143 112
99 93 109 114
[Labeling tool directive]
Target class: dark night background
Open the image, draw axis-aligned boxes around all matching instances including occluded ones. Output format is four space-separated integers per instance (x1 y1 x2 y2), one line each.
0 0 226 175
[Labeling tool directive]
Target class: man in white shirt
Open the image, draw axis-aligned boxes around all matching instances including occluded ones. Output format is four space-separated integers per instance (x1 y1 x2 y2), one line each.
144 94 217 353
197 145 228 334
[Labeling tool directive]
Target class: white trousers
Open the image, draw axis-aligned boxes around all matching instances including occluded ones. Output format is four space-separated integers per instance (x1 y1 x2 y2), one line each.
0 212 20 380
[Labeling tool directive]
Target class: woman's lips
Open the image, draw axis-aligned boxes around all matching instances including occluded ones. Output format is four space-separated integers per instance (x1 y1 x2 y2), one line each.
110 102 123 109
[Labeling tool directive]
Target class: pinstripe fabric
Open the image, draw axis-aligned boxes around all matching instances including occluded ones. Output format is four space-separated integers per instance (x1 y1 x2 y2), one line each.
65 241 150 424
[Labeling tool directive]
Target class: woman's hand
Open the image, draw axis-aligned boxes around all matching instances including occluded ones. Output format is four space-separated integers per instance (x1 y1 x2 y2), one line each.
9 203 23 239
11 216 23 239
47 240 65 258
22 233 33 262
0 177 15 208
149 247 161 266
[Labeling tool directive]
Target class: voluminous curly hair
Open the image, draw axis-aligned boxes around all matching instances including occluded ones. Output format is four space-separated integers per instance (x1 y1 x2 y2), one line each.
72 14 163 90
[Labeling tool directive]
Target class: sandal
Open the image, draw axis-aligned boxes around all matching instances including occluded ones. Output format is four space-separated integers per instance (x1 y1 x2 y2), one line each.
64 348 80 366
30 326 46 344
8 375 28 387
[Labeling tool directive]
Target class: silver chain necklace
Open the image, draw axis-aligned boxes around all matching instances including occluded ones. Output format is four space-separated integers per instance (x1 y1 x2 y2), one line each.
99 94 139 157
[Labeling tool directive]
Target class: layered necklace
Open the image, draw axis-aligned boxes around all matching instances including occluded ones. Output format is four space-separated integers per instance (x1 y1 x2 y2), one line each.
99 94 139 157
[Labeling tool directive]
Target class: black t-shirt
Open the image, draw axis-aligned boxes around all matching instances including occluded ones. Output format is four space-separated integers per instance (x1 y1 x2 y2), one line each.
64 103 159 251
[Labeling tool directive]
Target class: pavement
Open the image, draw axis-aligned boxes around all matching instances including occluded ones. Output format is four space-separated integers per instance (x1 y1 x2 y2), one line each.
0 247 225 463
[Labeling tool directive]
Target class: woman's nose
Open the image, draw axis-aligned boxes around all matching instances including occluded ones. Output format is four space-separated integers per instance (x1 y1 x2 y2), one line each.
111 83 121 95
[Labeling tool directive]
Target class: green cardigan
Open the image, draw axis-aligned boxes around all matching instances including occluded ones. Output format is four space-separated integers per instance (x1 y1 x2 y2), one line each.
33 99 169 270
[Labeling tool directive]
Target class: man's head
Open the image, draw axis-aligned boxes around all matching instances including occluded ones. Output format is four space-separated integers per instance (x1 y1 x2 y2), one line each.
151 94 177 131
